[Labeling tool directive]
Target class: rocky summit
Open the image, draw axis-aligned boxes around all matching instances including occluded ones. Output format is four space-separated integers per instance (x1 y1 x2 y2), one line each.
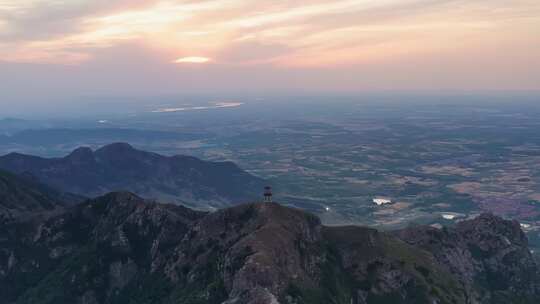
0 188 538 304
0 143 265 209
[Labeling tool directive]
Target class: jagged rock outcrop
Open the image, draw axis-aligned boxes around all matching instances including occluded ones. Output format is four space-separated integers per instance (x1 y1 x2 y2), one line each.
1 189 538 304
396 214 540 304
0 143 265 208
0 192 205 304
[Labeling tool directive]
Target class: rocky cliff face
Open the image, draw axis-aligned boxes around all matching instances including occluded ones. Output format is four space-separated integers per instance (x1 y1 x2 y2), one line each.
1 188 538 304
0 143 265 208
396 214 540 304
0 192 205 304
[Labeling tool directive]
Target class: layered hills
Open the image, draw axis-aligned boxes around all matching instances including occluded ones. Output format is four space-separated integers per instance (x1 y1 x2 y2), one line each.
0 177 538 304
0 143 264 209
0 169 70 221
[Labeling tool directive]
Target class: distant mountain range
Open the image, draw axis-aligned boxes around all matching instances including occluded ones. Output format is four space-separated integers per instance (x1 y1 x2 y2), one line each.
0 143 265 209
0 176 538 303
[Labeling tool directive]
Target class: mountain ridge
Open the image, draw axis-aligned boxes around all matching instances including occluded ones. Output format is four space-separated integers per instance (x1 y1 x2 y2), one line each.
0 143 264 209
0 187 538 304
0 169 73 222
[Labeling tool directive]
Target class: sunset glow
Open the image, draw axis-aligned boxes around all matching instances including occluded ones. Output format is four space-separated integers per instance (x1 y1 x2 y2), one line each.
1 0 539 94
174 57 211 64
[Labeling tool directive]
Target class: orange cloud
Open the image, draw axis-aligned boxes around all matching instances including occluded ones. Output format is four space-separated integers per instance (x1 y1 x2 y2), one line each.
0 0 539 72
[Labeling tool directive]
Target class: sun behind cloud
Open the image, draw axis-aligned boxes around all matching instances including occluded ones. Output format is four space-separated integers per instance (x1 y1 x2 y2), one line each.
0 0 539 91
174 56 211 64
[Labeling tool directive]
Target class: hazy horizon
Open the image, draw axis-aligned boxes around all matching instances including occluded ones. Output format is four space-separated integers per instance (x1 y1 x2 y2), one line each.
2 91 540 119
1 0 539 109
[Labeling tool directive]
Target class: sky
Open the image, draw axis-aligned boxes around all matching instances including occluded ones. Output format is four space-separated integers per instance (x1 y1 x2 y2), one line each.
1 0 540 105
